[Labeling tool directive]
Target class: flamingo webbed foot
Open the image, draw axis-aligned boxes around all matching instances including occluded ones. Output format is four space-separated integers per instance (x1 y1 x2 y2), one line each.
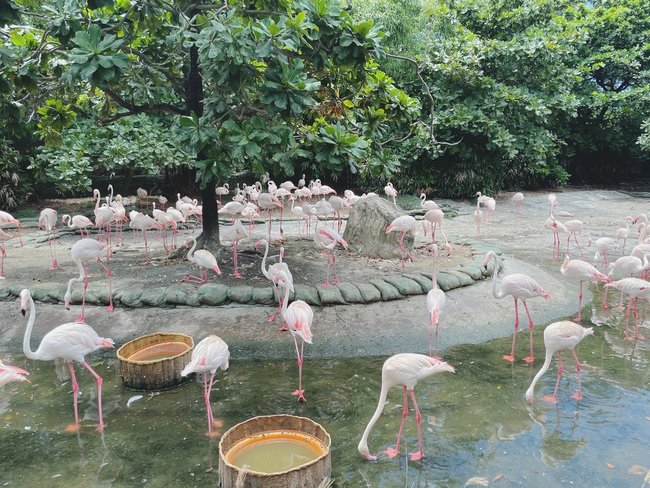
409 450 423 462
570 392 583 401
385 447 399 458
543 395 559 404
105 305 114 312
362 453 377 461
277 325 288 332
522 355 535 364
291 389 306 402
502 354 515 363
65 423 80 433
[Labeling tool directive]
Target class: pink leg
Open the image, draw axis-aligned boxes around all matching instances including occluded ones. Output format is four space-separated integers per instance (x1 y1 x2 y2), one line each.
143 231 150 264
570 351 584 401
49 234 59 269
80 360 105 432
65 361 81 432
204 372 218 436
331 253 340 285
574 281 583 322
503 298 519 362
522 300 535 364
321 250 331 288
408 390 424 461
231 243 242 278
573 234 584 257
385 387 408 458
76 265 89 323
0 245 5 277
544 352 563 404
96 259 113 312
291 337 306 402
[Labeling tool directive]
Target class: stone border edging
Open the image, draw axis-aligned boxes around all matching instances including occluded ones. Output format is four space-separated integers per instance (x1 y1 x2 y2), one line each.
0 242 502 309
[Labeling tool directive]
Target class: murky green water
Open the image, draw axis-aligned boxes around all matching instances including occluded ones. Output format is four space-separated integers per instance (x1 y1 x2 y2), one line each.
1 289 648 487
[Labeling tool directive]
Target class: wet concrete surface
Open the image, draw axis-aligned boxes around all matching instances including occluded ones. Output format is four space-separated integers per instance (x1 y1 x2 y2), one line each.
1 189 648 360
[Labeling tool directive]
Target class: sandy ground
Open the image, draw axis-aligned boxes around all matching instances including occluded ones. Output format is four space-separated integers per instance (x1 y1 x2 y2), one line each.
1 188 648 360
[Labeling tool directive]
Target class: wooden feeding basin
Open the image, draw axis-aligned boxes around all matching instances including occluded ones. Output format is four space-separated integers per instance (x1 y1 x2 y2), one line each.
117 332 194 391
219 415 331 488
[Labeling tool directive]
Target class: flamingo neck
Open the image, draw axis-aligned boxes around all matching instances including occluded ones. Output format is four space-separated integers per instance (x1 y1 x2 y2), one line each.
187 237 197 263
22 294 38 360
489 254 506 299
358 381 391 457
260 240 272 280
525 348 554 400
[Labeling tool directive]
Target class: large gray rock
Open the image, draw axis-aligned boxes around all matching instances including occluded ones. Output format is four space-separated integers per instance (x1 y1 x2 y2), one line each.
343 197 413 259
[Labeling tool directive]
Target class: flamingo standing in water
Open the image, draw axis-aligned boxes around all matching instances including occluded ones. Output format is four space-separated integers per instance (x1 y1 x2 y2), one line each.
386 215 417 269
313 227 348 287
64 238 114 323
220 220 248 278
38 208 59 269
511 192 524 214
181 236 221 284
483 251 550 363
0 210 23 246
181 335 229 437
277 276 313 402
560 254 610 322
605 277 650 340
358 353 455 461
426 244 446 358
525 321 593 404
0 360 29 388
20 288 114 432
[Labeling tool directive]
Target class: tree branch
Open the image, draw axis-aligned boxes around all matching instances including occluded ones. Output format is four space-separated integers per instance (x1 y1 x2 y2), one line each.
102 87 189 119
121 46 187 100
384 52 462 147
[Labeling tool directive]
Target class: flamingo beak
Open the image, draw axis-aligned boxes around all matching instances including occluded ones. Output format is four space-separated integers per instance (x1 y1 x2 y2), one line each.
21 309 26 317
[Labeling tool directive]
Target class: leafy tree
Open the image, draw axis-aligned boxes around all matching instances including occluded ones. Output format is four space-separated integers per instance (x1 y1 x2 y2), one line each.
5 0 417 250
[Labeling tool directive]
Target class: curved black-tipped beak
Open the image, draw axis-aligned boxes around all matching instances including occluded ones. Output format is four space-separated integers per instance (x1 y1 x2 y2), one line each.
21 309 26 316
64 306 70 311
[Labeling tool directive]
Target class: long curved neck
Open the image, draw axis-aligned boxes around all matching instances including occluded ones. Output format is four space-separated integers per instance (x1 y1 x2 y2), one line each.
260 240 271 279
526 348 554 400
94 190 101 210
108 185 114 202
187 237 197 262
22 294 39 360
64 259 85 303
489 254 505 299
420 195 425 207
432 253 438 290
358 381 391 456
280 281 290 319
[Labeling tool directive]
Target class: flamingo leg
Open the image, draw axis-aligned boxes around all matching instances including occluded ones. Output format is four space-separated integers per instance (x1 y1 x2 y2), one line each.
48 232 59 269
96 258 113 312
80 360 105 432
76 265 89 323
570 351 584 401
573 233 585 257
522 299 535 364
204 372 219 436
503 298 519 362
143 231 150 264
321 250 331 288
291 337 306 402
408 389 424 461
331 253 339 286
575 281 584 322
0 245 5 277
65 361 81 432
385 386 408 458
544 351 563 404
231 243 242 278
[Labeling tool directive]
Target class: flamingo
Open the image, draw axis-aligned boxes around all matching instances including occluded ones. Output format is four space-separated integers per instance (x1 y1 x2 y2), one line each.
254 238 293 328
560 254 610 322
93 189 114 257
181 236 221 284
218 201 244 222
358 353 455 461
136 187 148 208
277 275 313 402
552 218 591 258
592 237 618 270
215 183 230 204
605 278 650 340
426 244 446 358
525 321 593 404
64 238 114 323
547 193 558 217
386 215 417 268
220 220 248 278
0 228 16 278
384 182 398 206
423 208 445 244
180 335 229 437
473 197 483 238
0 360 30 388
420 193 440 211
614 217 633 254
38 208 59 269
483 251 550 363
154 210 178 252
0 210 23 246
20 288 114 432
328 195 350 231
61 214 94 237
313 227 348 287
241 202 259 233
544 215 561 260
257 192 283 240
298 174 306 188
128 212 162 264
511 192 524 214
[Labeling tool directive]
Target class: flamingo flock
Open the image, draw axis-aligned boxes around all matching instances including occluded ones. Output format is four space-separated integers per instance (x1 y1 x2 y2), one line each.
2 183 648 464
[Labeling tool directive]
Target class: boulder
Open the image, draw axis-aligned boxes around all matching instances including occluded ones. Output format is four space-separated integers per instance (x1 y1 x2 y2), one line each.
343 196 413 259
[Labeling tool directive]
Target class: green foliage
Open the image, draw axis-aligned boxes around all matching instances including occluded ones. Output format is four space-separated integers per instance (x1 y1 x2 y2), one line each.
69 24 130 84
0 139 32 210
36 99 77 145
639 120 650 153
31 116 193 195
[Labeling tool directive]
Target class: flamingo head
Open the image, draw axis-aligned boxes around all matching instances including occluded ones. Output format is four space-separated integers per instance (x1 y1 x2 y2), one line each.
19 289 30 315
429 357 455 373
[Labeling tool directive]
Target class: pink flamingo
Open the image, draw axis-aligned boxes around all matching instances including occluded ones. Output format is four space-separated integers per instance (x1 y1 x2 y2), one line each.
592 237 617 270
358 353 455 461
93 189 114 254
257 192 283 240
0 228 16 278
0 210 23 246
544 215 561 260
214 183 230 204
181 236 221 284
64 238 114 323
483 250 550 363
614 217 633 254
328 195 350 232
277 276 313 402
511 192 524 214
473 198 483 238
525 321 593 404
313 227 348 287
384 182 398 206
605 277 650 340
420 193 440 211
61 214 94 237
0 360 30 388
423 208 445 244
255 238 293 329
129 213 162 264
386 215 417 268
426 244 446 358
560 254 610 322
220 220 248 278
38 208 59 269
20 288 114 432
180 335 229 437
